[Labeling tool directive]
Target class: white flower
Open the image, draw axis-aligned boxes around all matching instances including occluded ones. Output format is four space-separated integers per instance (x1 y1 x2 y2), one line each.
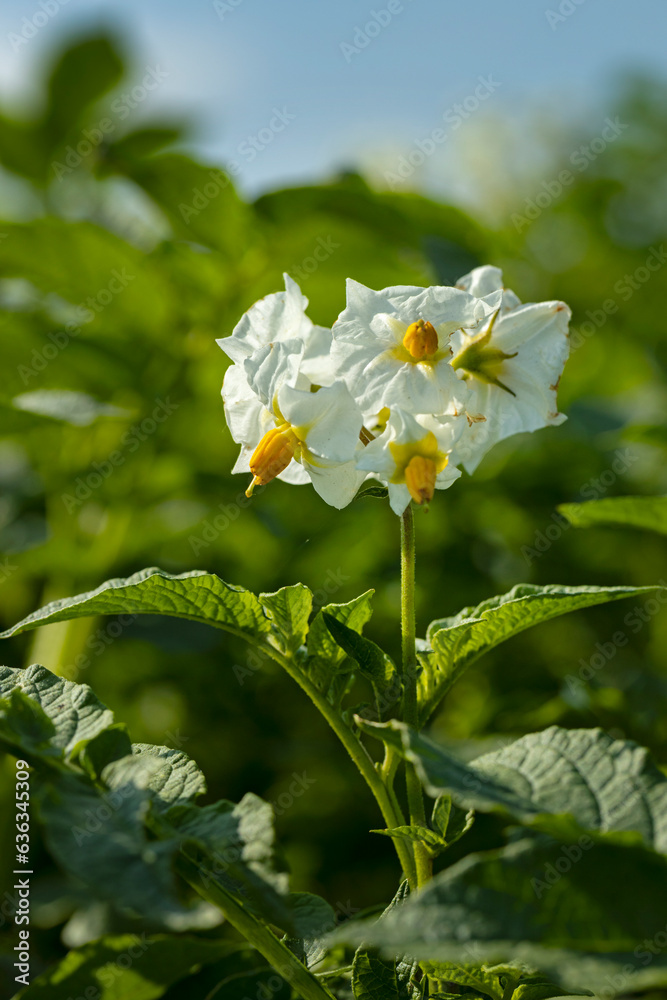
223 341 365 509
450 267 571 473
331 279 496 416
455 264 521 313
216 273 334 386
356 408 462 516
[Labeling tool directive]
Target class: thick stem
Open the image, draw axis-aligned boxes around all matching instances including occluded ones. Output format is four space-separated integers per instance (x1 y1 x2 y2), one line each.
400 506 433 887
264 645 417 888
177 854 336 1000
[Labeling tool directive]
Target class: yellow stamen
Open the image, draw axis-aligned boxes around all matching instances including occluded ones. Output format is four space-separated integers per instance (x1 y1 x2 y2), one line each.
246 425 298 497
404 454 439 506
389 431 449 507
402 319 438 360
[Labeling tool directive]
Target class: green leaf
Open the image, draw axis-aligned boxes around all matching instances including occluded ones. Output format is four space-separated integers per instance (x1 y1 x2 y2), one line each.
511 978 590 1000
336 834 667 966
284 891 336 968
323 613 398 697
423 965 588 1000
355 482 390 501
45 35 124 146
1 663 292 931
35 768 192 926
79 725 133 780
288 891 336 940
0 219 172 334
431 795 474 848
102 126 182 164
260 584 313 654
0 687 57 759
15 933 238 1000
358 722 667 852
122 153 250 256
352 949 416 1000
162 793 292 931
131 743 207 809
558 496 667 536
0 664 115 762
418 583 660 725
372 824 447 859
421 962 517 1000
306 591 375 700
0 567 271 642
352 883 422 1000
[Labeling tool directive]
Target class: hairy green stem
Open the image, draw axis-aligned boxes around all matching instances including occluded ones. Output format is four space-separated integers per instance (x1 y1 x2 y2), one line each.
400 506 433 887
177 854 336 1000
264 645 417 888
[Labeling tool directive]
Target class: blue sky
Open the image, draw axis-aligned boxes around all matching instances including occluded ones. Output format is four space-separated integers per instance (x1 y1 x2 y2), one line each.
1 0 665 204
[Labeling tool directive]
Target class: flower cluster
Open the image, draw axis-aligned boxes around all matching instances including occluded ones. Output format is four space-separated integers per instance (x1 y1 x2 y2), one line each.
217 267 571 515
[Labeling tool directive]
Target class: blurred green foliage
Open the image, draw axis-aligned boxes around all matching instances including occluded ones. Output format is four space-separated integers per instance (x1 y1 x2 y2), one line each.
1 31 666 991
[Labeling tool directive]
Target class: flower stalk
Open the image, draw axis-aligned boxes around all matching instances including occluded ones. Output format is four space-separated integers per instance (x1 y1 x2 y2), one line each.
400 505 433 886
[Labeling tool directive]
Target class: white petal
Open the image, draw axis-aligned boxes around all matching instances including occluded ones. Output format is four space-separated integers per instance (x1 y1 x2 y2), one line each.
306 460 367 509
492 301 571 353
300 324 336 385
244 340 304 410
387 483 412 516
216 274 313 364
456 264 521 312
222 365 267 447
456 265 504 297
278 382 362 464
232 445 252 474
278 462 310 485
435 464 462 489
